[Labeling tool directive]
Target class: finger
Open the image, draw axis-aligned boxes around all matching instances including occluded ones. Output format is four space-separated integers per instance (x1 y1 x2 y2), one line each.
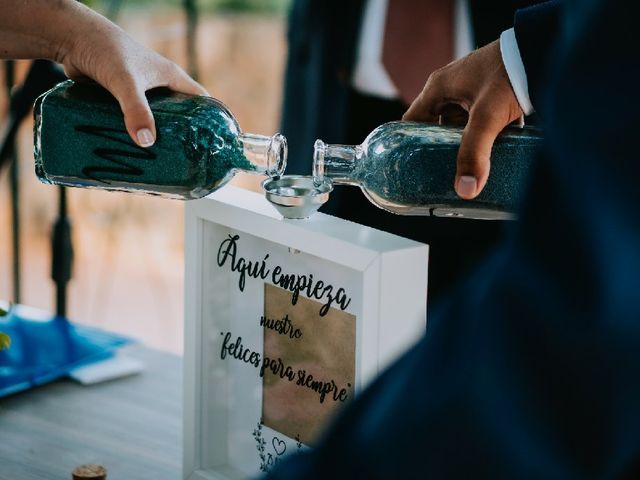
114 86 156 147
513 114 525 127
402 73 444 122
454 101 508 199
168 67 209 97
63 64 89 82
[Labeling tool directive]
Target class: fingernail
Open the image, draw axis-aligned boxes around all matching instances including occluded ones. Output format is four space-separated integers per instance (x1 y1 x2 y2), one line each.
136 128 154 147
456 175 477 199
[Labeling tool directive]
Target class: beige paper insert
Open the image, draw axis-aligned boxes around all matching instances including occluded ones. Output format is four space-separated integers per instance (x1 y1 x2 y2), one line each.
261 283 355 445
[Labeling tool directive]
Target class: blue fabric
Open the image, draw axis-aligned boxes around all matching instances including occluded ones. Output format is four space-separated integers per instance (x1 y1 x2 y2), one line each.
266 0 640 477
0 305 132 397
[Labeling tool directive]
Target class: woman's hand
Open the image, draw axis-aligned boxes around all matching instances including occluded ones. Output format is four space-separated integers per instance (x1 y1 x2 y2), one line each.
403 40 523 199
59 5 208 147
0 0 208 147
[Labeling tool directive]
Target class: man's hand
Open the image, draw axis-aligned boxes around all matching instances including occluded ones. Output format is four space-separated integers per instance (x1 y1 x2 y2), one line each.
403 40 523 199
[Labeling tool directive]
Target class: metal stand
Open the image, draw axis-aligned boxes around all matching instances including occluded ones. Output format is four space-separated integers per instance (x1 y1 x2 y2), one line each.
1 60 68 313
1 0 198 317
184 0 200 81
52 186 73 317
3 61 20 303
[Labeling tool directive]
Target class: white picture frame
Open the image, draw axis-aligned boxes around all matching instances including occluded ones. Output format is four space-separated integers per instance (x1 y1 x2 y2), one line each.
183 186 428 480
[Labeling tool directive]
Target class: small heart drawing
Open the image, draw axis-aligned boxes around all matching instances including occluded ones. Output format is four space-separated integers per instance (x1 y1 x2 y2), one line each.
272 437 287 456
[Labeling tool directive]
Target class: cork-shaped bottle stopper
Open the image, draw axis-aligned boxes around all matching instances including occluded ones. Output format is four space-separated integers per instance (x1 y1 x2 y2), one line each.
72 464 107 480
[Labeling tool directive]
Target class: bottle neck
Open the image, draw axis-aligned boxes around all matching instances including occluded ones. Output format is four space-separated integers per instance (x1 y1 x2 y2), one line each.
238 133 287 177
313 140 361 185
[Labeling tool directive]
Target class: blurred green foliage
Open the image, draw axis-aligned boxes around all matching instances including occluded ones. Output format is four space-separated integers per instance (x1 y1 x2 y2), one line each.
0 332 9 350
94 0 291 14
206 0 291 13
0 303 9 350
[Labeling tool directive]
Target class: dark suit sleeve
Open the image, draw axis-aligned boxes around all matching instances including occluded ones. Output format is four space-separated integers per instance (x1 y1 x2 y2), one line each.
513 0 561 109
264 0 640 478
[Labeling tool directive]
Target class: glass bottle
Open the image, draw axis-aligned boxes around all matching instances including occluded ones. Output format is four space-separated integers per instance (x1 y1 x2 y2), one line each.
34 80 286 199
313 121 541 220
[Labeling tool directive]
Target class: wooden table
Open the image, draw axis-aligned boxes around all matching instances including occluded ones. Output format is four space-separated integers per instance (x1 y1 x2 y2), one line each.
0 346 182 480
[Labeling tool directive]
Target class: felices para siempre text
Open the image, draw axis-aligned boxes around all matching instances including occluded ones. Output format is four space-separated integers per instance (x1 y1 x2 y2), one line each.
220 331 351 404
216 234 352 317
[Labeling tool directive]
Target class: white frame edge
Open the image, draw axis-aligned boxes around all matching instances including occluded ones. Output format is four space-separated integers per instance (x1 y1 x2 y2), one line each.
184 186 428 479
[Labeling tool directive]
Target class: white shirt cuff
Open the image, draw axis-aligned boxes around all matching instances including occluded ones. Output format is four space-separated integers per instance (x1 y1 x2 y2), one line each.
500 28 535 116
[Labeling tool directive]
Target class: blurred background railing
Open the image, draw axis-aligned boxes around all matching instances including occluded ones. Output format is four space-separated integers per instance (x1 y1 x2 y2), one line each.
0 0 291 354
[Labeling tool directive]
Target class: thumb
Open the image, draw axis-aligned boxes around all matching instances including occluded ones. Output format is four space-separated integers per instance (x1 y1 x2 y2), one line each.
115 87 156 147
454 102 506 199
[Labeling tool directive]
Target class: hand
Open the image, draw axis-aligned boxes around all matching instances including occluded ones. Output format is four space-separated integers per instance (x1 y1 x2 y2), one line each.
403 40 523 199
0 0 207 147
59 5 208 147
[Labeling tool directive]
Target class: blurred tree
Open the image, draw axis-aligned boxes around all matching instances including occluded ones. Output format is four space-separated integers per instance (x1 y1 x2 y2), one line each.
212 0 290 13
